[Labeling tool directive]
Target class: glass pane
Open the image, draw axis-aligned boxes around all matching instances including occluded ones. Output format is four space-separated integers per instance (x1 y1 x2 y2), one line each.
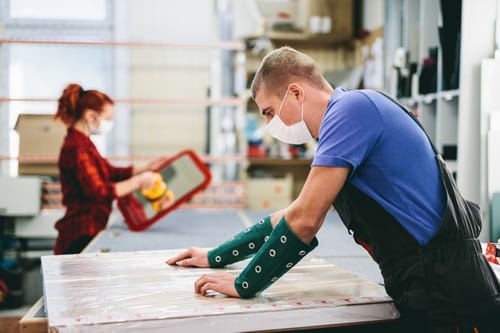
9 0 107 20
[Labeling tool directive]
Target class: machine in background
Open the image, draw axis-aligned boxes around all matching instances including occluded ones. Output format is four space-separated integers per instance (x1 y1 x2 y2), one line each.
0 175 61 309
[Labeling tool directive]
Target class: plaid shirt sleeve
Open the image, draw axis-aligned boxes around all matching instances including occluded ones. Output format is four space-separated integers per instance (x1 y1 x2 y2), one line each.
75 150 117 201
104 159 133 182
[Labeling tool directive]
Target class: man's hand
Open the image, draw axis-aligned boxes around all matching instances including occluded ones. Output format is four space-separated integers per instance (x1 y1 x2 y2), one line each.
194 272 239 297
166 247 210 268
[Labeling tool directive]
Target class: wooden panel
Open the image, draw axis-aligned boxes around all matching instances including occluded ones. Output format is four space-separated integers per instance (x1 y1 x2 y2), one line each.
18 298 47 333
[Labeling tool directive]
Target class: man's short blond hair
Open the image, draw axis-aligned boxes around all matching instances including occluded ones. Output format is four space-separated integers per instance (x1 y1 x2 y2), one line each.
250 46 328 99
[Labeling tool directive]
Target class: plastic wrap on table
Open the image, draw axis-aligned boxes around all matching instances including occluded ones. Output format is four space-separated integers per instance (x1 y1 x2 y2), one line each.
41 249 393 330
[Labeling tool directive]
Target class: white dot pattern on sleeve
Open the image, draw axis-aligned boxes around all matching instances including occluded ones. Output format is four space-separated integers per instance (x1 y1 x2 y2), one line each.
215 256 222 262
232 250 239 256
232 219 318 296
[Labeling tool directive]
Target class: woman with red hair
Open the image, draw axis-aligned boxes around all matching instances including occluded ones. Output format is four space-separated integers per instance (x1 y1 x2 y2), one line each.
53 83 163 254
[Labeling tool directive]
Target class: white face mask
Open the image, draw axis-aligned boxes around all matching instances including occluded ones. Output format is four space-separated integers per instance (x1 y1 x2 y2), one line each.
265 91 314 145
89 114 114 135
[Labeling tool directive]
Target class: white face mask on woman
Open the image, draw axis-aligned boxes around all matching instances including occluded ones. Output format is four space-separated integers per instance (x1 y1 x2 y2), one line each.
89 113 114 135
265 91 314 145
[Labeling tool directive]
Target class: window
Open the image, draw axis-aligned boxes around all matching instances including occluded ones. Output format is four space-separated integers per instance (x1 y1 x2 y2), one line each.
0 0 114 175
8 0 109 21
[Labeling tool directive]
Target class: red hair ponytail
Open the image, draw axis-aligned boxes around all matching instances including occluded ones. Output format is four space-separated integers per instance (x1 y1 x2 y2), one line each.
54 83 114 126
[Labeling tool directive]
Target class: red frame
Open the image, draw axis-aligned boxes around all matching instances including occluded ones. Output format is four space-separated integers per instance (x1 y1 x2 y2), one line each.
118 149 212 232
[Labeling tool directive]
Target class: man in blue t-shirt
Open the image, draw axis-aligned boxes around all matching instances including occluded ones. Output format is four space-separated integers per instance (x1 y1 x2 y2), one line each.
314 87 446 246
168 46 500 332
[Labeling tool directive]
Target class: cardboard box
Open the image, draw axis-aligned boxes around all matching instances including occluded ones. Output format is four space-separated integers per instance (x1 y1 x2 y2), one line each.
15 114 66 176
246 174 293 210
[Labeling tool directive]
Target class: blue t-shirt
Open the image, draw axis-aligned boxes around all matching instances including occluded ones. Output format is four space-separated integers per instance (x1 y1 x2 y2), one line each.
313 88 446 246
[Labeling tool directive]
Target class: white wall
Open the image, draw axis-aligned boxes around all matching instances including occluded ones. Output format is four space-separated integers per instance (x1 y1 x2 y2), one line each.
128 0 217 43
123 0 218 155
362 0 384 30
458 0 499 240
458 0 496 205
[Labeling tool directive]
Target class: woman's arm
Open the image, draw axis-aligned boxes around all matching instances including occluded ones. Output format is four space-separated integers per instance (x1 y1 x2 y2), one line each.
113 172 156 198
76 151 156 200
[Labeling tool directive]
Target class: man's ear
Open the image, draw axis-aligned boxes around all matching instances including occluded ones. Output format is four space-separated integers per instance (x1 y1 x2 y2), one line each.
288 83 305 102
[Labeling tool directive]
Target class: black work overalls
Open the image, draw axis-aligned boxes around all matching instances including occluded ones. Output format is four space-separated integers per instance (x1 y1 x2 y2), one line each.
333 95 500 333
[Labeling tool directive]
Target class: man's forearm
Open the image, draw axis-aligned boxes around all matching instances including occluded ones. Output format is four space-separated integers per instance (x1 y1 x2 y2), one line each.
234 215 318 298
207 216 273 268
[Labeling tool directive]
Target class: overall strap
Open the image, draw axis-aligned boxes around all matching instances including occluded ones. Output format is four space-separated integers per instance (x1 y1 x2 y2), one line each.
376 91 486 241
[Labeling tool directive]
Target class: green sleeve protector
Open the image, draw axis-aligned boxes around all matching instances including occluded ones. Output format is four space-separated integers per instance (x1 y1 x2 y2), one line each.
234 216 318 298
207 216 273 268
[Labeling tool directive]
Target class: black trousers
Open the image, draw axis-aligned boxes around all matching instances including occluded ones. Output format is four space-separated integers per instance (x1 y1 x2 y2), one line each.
64 235 93 254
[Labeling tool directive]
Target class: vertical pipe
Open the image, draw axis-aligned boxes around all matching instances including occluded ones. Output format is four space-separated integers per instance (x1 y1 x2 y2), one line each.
213 0 238 181
111 1 131 159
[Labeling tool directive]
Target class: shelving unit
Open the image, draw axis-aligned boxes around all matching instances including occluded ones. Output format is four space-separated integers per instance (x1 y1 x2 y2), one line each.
385 0 462 176
247 157 313 199
245 32 353 46
242 0 356 203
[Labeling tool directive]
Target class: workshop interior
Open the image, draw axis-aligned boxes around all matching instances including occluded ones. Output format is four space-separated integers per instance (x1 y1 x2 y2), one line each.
1 0 500 332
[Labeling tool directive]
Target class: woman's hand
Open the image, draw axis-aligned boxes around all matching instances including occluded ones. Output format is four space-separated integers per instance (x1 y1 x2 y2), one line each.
133 156 169 175
146 155 169 172
194 272 239 297
166 247 210 268
157 194 175 210
136 171 157 189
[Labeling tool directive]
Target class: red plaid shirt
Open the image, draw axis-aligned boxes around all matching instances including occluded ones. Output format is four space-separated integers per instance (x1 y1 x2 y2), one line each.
54 128 132 254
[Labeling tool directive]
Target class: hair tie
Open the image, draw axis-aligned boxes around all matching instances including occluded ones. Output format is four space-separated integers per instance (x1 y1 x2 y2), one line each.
79 87 85 95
